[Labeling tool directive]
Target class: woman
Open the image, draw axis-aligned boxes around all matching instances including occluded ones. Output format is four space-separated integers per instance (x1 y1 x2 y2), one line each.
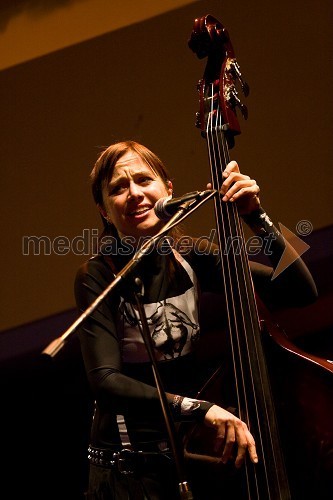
75 141 317 499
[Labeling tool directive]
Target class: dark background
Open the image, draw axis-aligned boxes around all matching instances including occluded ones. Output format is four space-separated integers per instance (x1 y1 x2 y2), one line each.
1 1 332 498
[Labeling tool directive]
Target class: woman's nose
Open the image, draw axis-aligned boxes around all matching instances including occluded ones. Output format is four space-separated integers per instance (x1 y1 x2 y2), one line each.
127 181 143 200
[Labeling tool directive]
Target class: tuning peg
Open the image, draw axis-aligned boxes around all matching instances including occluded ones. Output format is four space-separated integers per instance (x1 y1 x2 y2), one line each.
229 60 249 97
196 79 203 92
227 88 248 120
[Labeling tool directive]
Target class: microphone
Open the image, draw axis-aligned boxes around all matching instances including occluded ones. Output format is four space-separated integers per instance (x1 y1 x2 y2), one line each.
154 190 215 220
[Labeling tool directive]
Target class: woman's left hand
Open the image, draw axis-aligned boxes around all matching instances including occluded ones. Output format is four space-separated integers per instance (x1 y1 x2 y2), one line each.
208 161 260 215
204 404 258 468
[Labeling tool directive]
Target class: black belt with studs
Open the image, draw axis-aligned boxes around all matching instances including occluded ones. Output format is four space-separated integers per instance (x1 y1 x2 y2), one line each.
88 446 174 475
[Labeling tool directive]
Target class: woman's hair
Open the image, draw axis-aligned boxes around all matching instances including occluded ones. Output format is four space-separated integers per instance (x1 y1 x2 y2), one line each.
90 141 182 241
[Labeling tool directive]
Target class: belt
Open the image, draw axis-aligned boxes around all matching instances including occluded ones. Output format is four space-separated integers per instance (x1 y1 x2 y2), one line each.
88 445 174 475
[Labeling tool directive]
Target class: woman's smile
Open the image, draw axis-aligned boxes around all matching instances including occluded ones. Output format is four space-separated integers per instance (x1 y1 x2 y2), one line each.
126 204 152 218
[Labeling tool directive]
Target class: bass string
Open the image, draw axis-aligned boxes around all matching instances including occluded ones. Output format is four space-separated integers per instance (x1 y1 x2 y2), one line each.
205 91 274 494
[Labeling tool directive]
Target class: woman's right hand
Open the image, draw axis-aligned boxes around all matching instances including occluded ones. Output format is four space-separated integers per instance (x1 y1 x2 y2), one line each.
204 404 258 468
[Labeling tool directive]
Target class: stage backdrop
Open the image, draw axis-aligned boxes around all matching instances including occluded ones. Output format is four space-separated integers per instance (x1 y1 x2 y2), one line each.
1 0 332 331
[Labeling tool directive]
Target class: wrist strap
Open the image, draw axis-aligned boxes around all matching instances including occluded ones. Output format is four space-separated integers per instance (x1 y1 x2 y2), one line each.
172 395 213 421
242 207 280 237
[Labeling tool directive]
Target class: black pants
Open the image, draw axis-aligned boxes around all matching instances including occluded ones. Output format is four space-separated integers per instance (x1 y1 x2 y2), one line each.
85 462 180 500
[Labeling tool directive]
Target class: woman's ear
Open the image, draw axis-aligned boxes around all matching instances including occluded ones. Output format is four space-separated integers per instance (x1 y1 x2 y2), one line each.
98 204 111 223
167 180 173 197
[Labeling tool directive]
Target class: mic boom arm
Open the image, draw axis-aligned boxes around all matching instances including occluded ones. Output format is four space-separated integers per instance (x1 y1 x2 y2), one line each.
42 188 217 357
154 189 216 220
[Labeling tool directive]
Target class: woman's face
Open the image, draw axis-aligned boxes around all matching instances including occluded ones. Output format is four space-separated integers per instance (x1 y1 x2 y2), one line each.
100 150 172 243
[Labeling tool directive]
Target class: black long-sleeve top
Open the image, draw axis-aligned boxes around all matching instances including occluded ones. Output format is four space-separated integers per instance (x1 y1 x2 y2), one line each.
74 232 317 449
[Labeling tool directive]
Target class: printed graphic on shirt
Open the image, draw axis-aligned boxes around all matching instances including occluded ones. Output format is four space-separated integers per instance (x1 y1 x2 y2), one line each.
118 289 200 363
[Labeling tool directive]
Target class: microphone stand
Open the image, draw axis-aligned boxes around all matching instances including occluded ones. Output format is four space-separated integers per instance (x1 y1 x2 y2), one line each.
132 277 193 499
42 189 217 499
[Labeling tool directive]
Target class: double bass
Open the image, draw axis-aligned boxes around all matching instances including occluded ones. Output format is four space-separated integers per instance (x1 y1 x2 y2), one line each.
182 15 333 499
